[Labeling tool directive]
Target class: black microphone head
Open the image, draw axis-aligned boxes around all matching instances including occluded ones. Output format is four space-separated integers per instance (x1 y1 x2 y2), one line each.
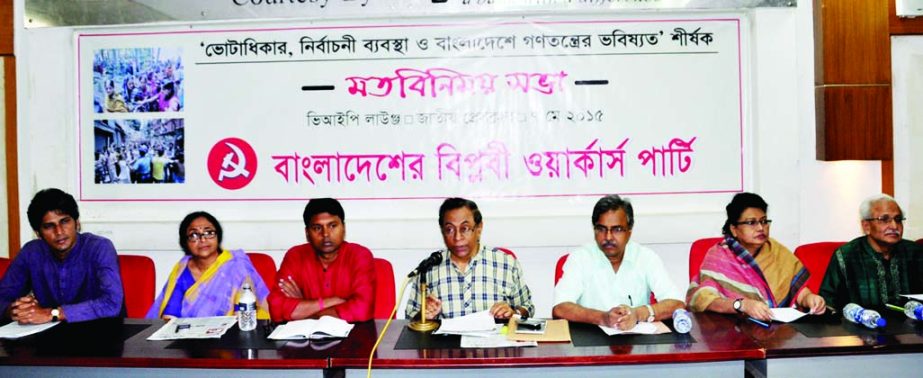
427 251 443 265
408 250 445 277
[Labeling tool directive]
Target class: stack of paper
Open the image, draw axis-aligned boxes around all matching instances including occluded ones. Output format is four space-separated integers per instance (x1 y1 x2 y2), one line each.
147 316 237 340
433 310 496 336
268 315 354 340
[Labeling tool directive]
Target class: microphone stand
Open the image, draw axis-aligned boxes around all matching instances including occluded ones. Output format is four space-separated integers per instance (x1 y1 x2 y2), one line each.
408 272 439 332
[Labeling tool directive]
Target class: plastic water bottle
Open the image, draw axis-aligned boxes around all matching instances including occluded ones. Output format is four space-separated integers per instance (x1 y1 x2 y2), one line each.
843 303 886 329
903 300 923 320
236 283 257 332
672 308 693 334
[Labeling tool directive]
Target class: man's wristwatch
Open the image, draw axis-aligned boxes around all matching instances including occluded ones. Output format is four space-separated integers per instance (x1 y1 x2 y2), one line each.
51 308 60 322
733 298 744 314
644 304 656 322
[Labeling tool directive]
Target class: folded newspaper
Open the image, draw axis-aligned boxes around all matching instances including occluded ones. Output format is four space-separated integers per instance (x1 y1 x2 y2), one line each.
147 316 237 340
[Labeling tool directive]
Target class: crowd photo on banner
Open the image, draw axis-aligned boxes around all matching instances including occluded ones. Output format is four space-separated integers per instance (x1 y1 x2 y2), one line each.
93 119 185 184
92 47 184 114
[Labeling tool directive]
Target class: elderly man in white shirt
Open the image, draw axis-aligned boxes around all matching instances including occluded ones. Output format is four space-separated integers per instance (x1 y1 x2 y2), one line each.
553 195 685 330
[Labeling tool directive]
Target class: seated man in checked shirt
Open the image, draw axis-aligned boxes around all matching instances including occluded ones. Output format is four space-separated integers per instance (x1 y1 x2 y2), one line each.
405 197 534 320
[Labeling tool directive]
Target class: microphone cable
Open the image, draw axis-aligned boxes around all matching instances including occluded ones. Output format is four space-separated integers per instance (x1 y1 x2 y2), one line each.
367 275 412 378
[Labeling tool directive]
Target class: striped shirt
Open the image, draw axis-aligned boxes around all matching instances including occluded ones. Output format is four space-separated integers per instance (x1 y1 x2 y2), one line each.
405 246 534 319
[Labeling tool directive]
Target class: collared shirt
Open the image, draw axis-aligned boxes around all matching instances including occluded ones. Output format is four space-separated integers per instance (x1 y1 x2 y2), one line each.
819 236 923 309
554 241 683 310
268 241 375 322
0 233 124 322
404 246 534 319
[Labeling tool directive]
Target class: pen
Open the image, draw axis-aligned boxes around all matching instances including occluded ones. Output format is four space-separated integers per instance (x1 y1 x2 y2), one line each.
628 295 633 307
885 303 905 312
747 317 770 328
825 305 837 315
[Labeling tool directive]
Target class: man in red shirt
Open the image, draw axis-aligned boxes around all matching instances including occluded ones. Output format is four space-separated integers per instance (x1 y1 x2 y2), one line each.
268 198 375 322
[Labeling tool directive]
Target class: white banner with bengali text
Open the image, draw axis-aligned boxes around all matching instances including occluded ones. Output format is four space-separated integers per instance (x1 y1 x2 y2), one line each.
78 15 747 202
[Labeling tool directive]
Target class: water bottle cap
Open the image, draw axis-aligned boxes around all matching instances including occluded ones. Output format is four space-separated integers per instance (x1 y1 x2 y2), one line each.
876 318 887 327
915 306 923 319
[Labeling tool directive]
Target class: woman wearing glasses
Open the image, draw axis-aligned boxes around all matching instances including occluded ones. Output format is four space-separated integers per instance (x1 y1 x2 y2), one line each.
686 192 826 321
146 211 270 319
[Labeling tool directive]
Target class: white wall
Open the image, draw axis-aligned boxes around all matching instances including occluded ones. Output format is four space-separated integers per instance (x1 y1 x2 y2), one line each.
13 2 886 318
892 36 923 241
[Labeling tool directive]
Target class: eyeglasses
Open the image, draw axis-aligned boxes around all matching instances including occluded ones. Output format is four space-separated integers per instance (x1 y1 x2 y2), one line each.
442 225 475 237
736 219 772 227
308 223 339 234
594 225 629 235
187 230 217 242
864 215 906 225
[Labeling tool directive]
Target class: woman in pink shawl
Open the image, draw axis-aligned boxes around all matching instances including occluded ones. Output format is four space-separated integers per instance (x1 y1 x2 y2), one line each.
147 211 269 320
687 193 826 321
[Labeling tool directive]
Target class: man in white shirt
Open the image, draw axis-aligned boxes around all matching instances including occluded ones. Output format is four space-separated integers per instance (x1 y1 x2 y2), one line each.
553 195 685 330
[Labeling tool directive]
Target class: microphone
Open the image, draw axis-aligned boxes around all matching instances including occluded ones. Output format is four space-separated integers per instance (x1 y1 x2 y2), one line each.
407 251 443 277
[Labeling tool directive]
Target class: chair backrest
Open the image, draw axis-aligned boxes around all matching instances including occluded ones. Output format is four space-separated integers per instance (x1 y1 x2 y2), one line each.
794 242 846 294
554 254 569 285
0 257 10 279
246 252 278 288
118 255 155 318
689 237 723 280
496 247 517 259
373 258 396 319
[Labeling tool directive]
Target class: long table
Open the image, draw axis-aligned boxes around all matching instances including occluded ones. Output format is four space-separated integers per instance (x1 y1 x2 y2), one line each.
0 317 327 377
330 313 762 377
1 312 922 377
741 311 923 377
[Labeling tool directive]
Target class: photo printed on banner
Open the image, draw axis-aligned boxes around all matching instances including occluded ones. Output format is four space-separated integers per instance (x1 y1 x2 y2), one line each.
93 119 185 184
92 47 184 114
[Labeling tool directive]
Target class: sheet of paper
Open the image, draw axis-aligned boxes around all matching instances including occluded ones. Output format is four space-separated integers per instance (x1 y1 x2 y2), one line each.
901 294 923 301
147 316 237 340
0 321 59 339
433 310 496 335
770 307 807 323
599 321 670 336
461 333 537 348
